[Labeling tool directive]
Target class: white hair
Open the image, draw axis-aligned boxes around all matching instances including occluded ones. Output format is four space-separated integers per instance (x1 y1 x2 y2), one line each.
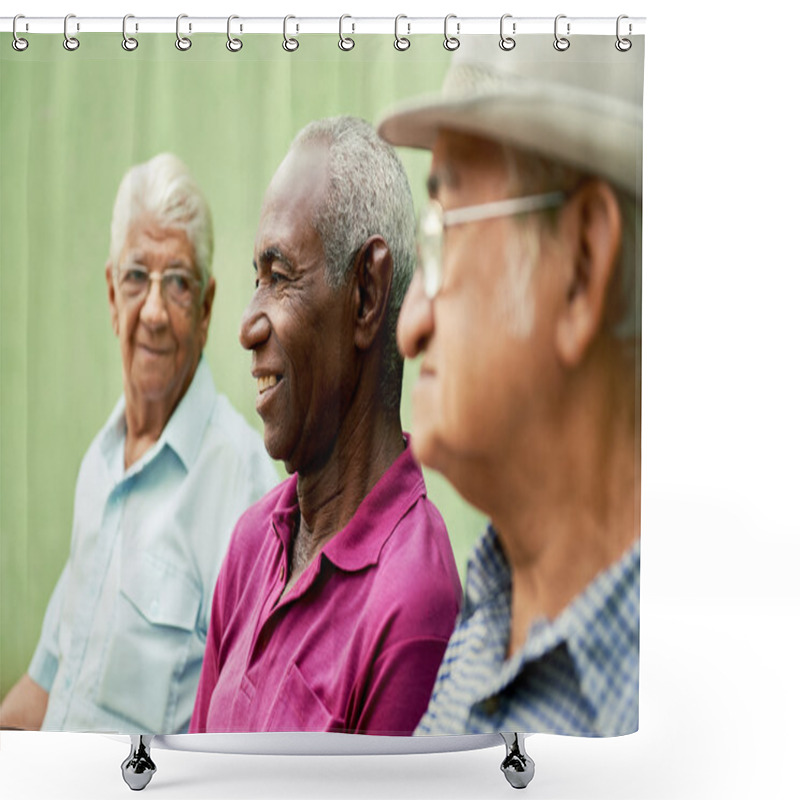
108 153 213 289
291 116 417 411
504 148 642 352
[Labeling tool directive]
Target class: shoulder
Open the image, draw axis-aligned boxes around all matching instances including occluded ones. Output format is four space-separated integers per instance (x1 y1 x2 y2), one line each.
372 494 462 632
199 392 278 486
73 408 122 489
207 393 265 456
384 492 454 573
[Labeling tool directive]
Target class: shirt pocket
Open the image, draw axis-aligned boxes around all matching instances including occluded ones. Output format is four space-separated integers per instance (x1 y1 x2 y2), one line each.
96 554 202 733
265 661 342 732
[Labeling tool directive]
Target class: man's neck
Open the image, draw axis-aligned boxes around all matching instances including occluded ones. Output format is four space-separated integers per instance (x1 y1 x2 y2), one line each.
475 357 641 657
289 406 404 584
121 360 200 469
123 390 181 470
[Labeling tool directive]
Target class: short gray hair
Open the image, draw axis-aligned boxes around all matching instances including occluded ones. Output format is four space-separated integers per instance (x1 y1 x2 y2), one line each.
109 153 213 289
505 148 641 352
292 116 417 410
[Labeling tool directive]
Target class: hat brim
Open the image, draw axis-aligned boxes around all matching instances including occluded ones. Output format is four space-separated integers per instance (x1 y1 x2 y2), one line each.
378 85 642 196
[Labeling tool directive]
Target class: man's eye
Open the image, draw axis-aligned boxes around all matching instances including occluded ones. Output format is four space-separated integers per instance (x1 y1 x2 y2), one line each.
255 270 288 287
166 274 190 292
123 268 149 285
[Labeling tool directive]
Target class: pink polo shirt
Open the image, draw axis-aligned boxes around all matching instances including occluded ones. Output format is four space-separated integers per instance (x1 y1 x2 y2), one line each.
190 442 461 736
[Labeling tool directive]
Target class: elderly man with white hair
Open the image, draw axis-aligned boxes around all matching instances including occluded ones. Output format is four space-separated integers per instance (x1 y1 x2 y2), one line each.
379 33 642 767
0 153 277 734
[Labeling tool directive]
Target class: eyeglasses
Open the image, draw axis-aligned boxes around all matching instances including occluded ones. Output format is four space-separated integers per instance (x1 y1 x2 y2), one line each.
116 266 201 309
416 191 566 299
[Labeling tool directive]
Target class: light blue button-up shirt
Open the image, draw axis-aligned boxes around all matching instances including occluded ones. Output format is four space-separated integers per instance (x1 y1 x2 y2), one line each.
29 357 278 734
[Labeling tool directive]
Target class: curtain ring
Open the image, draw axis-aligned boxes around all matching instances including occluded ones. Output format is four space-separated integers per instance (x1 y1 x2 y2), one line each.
176 14 192 51
615 15 632 52
226 15 243 52
443 14 460 51
283 15 299 51
12 14 29 52
499 14 515 51
63 13 80 51
122 14 138 51
553 14 570 51
394 15 410 51
339 15 354 51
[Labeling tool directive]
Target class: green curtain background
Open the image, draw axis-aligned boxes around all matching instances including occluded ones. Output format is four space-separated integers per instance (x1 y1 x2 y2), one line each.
0 33 487 698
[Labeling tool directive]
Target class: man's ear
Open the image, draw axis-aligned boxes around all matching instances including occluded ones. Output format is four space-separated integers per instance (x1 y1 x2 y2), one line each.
351 235 393 352
105 262 120 337
198 276 216 349
555 180 622 367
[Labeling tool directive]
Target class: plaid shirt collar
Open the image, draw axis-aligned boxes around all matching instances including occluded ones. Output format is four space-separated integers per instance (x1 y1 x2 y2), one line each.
462 525 640 724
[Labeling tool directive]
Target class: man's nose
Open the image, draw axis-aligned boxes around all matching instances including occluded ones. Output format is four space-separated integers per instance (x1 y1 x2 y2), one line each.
239 296 271 351
139 275 169 327
397 270 434 359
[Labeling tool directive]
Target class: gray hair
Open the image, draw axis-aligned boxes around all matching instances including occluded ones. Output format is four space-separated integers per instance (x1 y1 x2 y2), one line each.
505 148 641 355
109 153 213 289
291 116 417 411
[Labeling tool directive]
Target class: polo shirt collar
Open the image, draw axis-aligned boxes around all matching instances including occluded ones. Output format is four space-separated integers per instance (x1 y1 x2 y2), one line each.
463 524 510 618
269 439 427 574
324 439 425 571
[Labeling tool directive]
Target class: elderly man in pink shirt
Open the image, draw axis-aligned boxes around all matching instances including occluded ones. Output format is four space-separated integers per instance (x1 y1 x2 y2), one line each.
190 117 461 736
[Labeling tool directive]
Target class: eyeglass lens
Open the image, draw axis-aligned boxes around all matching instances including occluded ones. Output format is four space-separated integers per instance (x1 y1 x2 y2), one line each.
118 268 197 308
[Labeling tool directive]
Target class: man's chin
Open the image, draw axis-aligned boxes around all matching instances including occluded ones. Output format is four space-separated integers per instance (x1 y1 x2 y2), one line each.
408 423 444 472
262 431 292 473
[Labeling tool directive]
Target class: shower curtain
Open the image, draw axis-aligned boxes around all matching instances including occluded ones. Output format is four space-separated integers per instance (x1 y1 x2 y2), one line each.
1 18 644 749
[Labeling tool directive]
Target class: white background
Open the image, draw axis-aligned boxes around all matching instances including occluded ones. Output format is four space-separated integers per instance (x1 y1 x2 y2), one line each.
2 1 799 798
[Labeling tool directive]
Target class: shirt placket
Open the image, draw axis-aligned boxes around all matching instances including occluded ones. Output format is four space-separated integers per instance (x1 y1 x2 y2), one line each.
238 537 323 722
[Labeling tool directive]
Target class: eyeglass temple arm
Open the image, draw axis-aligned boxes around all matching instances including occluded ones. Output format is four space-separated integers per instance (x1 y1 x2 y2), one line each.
442 191 566 227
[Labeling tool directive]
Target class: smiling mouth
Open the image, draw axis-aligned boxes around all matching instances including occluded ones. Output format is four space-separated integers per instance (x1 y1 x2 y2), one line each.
139 343 171 356
257 374 282 392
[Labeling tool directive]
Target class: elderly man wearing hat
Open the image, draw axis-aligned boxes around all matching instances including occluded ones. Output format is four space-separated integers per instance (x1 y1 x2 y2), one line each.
379 34 642 743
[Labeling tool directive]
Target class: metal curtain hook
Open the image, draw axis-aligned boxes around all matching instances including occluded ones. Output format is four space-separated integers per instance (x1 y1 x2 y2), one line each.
12 14 29 51
283 15 299 51
499 14 516 51
339 15 354 51
176 14 192 51
443 14 460 51
394 14 410 51
227 15 243 51
553 14 570 51
63 13 80 51
615 14 632 51
122 14 138 51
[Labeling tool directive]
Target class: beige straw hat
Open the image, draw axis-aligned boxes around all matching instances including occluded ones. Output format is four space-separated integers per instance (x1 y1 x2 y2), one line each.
378 34 644 195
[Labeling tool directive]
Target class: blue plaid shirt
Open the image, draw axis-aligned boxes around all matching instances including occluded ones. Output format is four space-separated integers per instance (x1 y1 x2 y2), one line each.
416 526 639 736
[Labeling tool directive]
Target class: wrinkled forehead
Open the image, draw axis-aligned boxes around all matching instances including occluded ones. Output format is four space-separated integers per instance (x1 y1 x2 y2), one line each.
120 215 197 269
